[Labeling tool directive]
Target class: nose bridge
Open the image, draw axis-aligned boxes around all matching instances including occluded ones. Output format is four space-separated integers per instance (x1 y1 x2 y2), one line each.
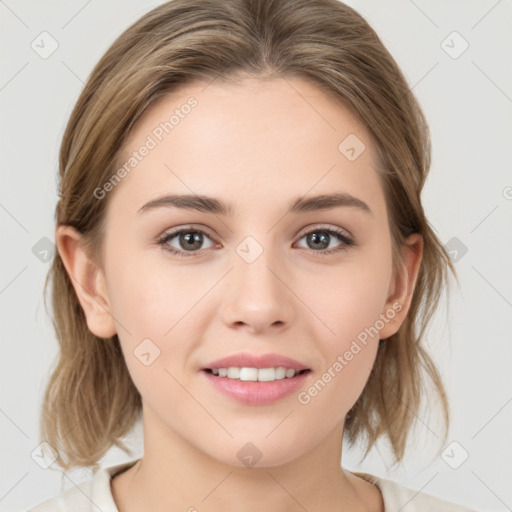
220 233 294 331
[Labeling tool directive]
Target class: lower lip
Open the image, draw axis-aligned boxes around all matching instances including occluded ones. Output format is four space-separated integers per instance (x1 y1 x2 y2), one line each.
201 370 311 405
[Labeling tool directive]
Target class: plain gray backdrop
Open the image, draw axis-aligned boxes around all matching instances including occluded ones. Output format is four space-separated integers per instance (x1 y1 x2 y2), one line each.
1 1 511 511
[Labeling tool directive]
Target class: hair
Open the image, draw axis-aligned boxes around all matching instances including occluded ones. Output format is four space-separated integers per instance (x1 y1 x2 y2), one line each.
41 0 458 472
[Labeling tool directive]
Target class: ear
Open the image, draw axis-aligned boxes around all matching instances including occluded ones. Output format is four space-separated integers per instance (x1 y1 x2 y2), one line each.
55 225 117 339
379 233 423 340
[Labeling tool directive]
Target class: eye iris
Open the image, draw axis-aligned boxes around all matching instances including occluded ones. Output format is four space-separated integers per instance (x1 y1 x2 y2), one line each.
308 231 329 250
181 231 203 251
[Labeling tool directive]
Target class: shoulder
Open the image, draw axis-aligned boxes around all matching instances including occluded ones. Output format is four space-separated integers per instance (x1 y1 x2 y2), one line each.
25 459 140 512
25 479 92 512
351 471 479 512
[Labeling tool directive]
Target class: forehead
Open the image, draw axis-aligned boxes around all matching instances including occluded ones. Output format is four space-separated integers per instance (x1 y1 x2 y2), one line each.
120 75 373 160
109 76 385 218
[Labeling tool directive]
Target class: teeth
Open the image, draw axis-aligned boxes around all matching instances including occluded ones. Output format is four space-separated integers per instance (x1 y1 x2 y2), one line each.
210 367 305 382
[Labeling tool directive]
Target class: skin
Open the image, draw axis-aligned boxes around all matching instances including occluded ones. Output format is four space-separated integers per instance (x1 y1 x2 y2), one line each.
57 76 422 512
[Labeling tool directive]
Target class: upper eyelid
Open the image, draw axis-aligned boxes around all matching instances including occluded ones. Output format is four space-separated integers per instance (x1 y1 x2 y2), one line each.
298 224 352 239
160 225 217 243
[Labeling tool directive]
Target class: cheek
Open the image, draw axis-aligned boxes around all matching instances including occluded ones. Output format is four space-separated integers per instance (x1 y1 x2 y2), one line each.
297 280 384 422
104 245 216 391
297 246 392 410
305 245 392 342
106 240 209 335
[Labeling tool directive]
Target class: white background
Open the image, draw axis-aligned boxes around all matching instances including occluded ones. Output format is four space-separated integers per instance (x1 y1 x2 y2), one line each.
1 1 511 511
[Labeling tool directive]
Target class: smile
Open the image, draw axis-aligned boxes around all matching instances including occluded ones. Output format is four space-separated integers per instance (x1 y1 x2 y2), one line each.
205 367 310 382
202 368 311 405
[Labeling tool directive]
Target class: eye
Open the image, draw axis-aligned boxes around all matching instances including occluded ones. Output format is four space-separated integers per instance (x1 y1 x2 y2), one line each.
157 227 216 258
295 226 354 255
156 225 355 258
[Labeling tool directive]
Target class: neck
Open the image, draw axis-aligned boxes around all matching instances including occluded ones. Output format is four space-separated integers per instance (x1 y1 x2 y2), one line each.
111 407 382 512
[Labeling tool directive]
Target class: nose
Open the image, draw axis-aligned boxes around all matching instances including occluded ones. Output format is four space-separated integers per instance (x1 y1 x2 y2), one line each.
220 246 295 334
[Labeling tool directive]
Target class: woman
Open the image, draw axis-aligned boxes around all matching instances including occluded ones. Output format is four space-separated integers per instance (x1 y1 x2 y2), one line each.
28 0 477 510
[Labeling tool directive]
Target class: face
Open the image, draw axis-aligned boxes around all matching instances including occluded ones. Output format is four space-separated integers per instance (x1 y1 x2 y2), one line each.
75 76 411 468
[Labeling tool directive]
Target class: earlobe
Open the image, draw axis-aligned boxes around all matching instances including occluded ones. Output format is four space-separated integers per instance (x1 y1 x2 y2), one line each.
379 233 423 340
55 225 117 339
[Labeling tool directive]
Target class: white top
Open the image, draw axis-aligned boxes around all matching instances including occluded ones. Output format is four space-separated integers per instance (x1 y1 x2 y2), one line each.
24 458 478 512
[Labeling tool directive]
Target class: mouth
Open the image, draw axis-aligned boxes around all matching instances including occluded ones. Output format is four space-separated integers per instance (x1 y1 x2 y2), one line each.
201 367 312 405
202 367 311 382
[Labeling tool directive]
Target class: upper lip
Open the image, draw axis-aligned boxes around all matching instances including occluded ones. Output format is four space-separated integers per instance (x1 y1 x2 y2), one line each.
202 352 310 371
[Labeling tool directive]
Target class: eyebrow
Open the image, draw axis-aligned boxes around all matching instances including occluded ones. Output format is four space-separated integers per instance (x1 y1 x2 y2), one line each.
137 192 372 217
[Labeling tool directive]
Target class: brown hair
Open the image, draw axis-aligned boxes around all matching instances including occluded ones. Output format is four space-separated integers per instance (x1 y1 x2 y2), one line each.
41 0 457 472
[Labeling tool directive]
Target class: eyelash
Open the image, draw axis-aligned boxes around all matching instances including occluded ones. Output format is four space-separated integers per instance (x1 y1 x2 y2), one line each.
156 225 355 258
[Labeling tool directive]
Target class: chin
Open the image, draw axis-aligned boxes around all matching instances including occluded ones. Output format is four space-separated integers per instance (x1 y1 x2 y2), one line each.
200 436 308 470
